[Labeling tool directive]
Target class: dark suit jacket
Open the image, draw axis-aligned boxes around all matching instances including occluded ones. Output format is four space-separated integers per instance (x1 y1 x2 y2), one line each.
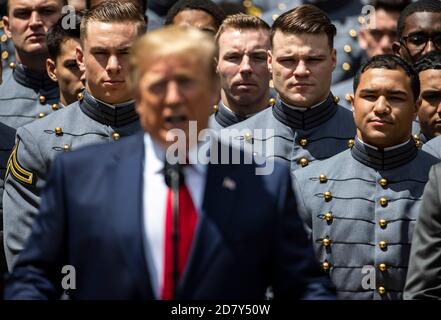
405 163 441 299
4 133 334 300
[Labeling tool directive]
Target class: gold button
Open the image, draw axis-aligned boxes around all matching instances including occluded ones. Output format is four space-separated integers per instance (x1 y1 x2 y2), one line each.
269 98 276 106
112 132 120 141
54 127 63 136
324 191 332 201
415 140 422 149
349 29 357 38
413 134 420 141
243 0 252 8
0 20 4 28
77 92 84 101
322 261 330 271
334 96 340 104
343 44 352 53
63 144 70 152
1 34 7 42
269 79 274 88
379 219 388 229
299 158 309 167
272 14 279 21
324 212 333 222
322 238 331 247
345 93 352 102
319 174 327 183
299 138 308 146
2 51 9 60
379 241 387 250
52 103 60 111
380 197 388 207
342 62 351 71
9 61 16 69
39 96 46 104
378 287 386 295
379 263 387 272
213 104 218 112
38 112 45 118
278 3 287 10
244 132 253 143
347 139 355 148
358 16 366 25
379 178 388 187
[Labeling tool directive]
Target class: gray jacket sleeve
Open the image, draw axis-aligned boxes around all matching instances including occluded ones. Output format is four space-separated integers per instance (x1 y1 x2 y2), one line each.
3 126 47 271
404 163 441 299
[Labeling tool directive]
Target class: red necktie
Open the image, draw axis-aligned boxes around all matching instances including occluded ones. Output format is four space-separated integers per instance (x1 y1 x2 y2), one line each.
161 183 198 300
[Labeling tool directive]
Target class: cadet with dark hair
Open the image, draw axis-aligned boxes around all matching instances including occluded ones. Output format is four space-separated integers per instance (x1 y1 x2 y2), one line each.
229 5 356 171
165 0 226 34
46 11 84 107
292 54 439 300
2 0 146 270
210 13 271 129
393 0 441 64
0 0 65 129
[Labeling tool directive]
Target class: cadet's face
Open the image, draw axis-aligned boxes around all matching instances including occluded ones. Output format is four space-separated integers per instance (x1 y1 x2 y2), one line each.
173 9 217 34
359 8 398 57
136 54 218 149
55 38 84 105
79 22 138 104
3 0 63 55
353 68 416 149
269 31 336 107
217 28 270 112
399 12 441 63
417 69 441 139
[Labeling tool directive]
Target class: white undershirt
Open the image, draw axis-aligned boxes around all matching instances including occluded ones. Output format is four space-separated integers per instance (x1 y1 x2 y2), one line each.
356 136 411 151
142 134 206 299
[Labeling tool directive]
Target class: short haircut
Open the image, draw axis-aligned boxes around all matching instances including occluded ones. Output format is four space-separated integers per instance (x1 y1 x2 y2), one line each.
397 0 441 38
128 25 218 93
164 0 226 30
6 0 67 15
368 0 411 11
86 0 146 13
353 54 420 102
46 11 83 59
415 51 441 73
80 0 146 43
215 13 270 45
270 4 336 49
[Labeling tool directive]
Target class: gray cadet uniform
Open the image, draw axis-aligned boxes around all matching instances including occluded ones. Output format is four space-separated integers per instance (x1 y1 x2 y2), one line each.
0 63 60 129
2 90 141 268
292 138 439 300
422 134 441 158
0 21 15 70
228 94 356 171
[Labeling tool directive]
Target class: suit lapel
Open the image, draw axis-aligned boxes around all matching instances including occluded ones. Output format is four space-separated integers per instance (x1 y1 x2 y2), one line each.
179 161 240 298
109 134 154 298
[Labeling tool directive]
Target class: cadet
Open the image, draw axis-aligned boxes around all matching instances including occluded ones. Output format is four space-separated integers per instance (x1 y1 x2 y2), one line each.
292 54 439 300
228 5 356 171
46 11 84 107
165 0 226 34
0 0 64 129
210 14 271 130
413 52 441 144
2 0 145 269
393 0 441 65
333 0 410 110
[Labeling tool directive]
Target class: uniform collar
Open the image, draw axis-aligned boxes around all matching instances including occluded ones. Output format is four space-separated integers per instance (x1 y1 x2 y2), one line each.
272 93 338 130
214 101 248 128
351 137 418 170
12 63 58 91
79 90 139 127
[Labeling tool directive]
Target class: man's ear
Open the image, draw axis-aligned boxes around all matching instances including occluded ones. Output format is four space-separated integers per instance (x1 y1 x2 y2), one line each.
392 41 401 55
350 93 355 113
267 50 273 74
46 58 58 82
2 16 12 38
76 46 85 74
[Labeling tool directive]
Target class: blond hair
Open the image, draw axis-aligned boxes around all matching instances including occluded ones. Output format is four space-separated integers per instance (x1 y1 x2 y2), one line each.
215 13 270 45
127 25 218 92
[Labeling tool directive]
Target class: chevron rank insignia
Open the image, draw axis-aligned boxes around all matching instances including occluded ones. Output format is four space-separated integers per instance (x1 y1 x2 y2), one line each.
6 144 34 185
